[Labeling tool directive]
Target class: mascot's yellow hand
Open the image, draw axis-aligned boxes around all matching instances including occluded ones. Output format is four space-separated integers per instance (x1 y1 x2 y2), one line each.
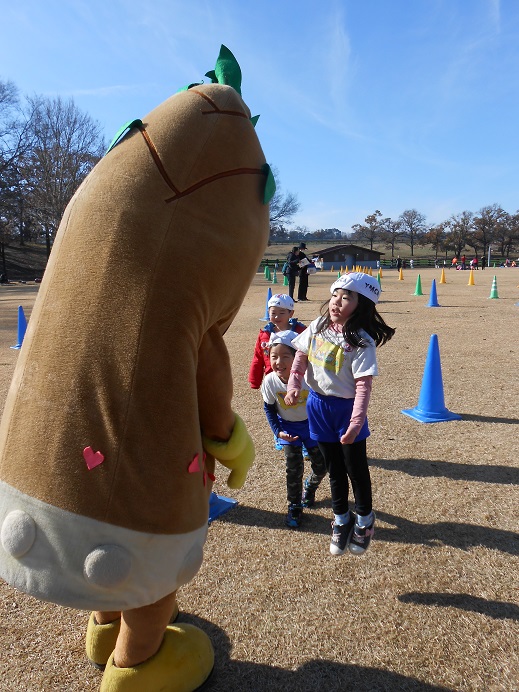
202 414 255 489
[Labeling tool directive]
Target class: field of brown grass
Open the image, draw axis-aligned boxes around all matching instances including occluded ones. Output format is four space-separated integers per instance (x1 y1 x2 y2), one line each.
0 267 518 691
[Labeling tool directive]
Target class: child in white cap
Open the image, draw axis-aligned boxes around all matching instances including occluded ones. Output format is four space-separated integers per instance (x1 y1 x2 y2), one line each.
285 273 395 554
261 331 326 528
248 294 306 389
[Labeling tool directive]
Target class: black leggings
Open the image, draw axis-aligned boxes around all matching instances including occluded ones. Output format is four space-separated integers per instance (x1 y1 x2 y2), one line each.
318 439 372 517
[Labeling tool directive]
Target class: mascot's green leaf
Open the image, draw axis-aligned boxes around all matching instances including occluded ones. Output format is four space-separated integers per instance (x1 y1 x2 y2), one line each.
250 115 260 128
204 70 217 83
214 45 242 95
262 164 276 204
177 82 203 93
105 119 143 155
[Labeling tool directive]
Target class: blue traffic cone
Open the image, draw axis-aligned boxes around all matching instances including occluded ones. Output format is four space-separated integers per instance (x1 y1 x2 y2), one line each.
10 306 27 350
208 491 238 524
401 334 461 423
261 287 272 321
426 279 440 307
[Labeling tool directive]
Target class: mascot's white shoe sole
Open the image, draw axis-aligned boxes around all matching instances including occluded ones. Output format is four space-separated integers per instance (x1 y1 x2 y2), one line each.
100 624 214 692
86 605 180 670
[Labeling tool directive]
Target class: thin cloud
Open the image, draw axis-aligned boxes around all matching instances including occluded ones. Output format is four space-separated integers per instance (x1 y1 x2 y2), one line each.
64 85 151 98
326 3 353 111
488 0 501 32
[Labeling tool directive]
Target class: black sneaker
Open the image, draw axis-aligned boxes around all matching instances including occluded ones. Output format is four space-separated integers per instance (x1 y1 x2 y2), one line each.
329 515 355 556
285 504 303 528
348 512 376 555
301 480 316 508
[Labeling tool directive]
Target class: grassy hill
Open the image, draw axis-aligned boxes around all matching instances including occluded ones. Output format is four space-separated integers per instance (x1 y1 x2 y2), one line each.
1 243 48 282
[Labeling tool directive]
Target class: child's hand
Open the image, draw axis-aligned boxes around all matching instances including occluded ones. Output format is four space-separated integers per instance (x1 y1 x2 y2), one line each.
279 431 299 443
284 389 299 406
340 425 360 445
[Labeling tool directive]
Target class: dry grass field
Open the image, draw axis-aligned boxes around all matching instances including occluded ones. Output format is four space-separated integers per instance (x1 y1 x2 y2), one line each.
0 267 518 691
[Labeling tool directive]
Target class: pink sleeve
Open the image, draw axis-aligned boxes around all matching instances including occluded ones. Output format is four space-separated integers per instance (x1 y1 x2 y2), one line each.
287 351 308 392
349 376 373 430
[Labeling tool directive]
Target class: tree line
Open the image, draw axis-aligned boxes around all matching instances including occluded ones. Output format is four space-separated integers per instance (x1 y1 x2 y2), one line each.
271 205 519 260
0 78 105 278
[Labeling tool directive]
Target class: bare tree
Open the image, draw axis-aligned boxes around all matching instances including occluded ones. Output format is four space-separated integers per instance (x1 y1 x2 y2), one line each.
0 80 37 275
472 204 507 260
491 209 517 257
398 209 426 256
379 216 402 258
351 210 382 251
444 211 474 257
268 166 300 240
21 95 105 257
421 222 447 259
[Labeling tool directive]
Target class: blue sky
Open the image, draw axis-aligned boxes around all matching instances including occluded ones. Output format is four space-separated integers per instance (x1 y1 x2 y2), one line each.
2 0 518 232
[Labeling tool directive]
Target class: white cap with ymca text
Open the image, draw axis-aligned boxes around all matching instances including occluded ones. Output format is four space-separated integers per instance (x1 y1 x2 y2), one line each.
268 330 299 348
267 294 294 311
330 272 381 304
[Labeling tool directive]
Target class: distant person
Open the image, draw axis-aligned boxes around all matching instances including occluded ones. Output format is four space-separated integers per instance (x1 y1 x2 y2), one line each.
461 254 466 270
451 256 458 269
285 246 301 300
396 256 402 270
481 256 486 270
261 331 326 528
297 242 310 301
284 272 395 556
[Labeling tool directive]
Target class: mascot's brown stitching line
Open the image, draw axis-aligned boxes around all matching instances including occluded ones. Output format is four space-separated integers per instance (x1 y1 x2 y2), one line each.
164 168 265 203
138 123 264 203
138 126 180 195
189 89 249 118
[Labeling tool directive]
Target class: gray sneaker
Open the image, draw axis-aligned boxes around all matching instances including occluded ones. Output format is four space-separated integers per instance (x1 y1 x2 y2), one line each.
348 512 376 555
329 515 355 555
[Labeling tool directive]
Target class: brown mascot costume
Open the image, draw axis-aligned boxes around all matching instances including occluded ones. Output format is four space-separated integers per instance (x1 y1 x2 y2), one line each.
0 46 272 691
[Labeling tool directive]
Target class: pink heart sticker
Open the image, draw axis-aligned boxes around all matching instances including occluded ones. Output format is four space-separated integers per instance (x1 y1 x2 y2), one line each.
83 446 105 470
188 454 201 474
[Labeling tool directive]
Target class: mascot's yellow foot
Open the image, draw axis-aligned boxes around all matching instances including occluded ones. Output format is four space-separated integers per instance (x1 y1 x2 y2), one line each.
86 613 121 669
86 605 180 670
100 624 214 692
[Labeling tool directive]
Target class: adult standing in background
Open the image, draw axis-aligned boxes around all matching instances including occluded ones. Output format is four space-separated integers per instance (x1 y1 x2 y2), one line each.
297 242 310 301
285 246 301 300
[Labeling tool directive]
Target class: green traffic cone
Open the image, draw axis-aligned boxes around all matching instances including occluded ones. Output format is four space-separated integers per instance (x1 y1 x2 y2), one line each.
265 266 271 281
264 264 269 277
377 271 382 291
283 275 289 286
414 274 423 296
272 270 277 284
488 275 499 299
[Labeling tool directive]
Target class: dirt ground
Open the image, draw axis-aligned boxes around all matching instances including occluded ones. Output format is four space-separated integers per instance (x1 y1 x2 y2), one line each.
0 267 517 691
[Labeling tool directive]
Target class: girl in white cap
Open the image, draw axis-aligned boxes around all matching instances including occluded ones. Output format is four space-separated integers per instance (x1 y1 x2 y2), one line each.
285 273 395 556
